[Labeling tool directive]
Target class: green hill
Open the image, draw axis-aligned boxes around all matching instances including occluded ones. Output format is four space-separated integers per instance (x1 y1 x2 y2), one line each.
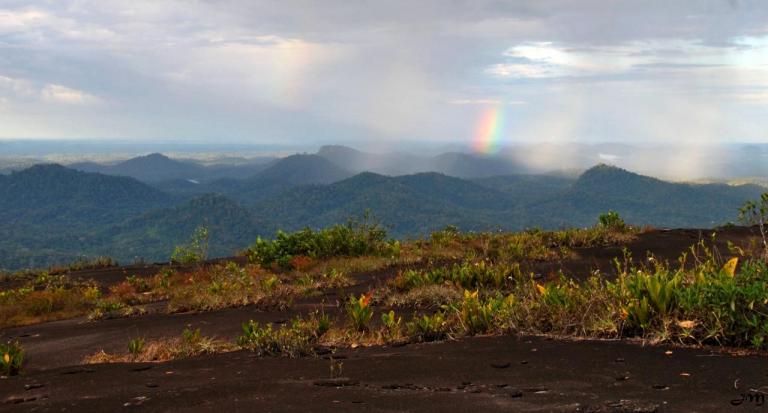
0 164 174 230
533 164 765 228
0 163 765 270
92 194 270 263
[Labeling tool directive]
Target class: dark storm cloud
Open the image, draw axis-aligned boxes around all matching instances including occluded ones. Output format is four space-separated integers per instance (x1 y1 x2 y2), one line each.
0 0 767 146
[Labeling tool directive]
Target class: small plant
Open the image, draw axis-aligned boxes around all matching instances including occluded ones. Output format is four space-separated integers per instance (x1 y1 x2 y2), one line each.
128 337 145 359
394 261 508 290
329 357 344 379
125 275 151 293
260 275 280 292
315 311 332 337
598 210 626 231
739 193 768 259
237 315 329 357
171 226 210 264
407 312 449 342
346 293 374 331
0 341 24 376
451 290 508 335
380 310 402 338
430 225 460 245
319 269 350 288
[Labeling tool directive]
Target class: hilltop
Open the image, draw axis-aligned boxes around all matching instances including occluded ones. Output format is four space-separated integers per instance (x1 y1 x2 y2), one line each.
0 161 764 269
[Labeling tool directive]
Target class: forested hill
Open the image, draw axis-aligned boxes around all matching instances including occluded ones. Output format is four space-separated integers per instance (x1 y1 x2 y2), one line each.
0 162 764 270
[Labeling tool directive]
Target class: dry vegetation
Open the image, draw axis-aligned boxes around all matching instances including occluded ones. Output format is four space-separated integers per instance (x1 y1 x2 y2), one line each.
9 207 768 371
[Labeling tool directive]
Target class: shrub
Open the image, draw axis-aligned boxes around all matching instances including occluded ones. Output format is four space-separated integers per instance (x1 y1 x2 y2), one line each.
171 226 210 264
0 341 24 376
246 217 389 269
430 225 461 245
598 210 626 231
237 314 329 357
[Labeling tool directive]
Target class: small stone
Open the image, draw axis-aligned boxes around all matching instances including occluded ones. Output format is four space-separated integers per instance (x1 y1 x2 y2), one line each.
505 389 523 398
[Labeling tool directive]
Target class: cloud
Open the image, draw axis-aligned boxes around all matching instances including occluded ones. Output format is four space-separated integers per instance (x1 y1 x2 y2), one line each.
487 38 768 80
41 84 101 105
0 74 101 105
448 99 526 105
0 0 767 146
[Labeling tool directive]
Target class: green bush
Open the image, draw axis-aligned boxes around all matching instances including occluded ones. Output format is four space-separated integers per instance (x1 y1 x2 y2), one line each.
598 210 626 231
237 314 329 357
246 218 389 269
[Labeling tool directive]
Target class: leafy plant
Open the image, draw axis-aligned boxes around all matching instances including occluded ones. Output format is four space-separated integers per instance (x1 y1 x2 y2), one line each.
380 310 402 338
451 290 508 335
346 293 374 331
407 312 449 342
0 341 24 376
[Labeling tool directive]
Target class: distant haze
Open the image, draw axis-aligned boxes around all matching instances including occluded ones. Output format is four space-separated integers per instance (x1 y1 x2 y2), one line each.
1 141 768 182
1 1 767 178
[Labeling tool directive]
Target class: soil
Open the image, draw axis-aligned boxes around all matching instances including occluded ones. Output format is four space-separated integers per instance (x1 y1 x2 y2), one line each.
1 227 766 412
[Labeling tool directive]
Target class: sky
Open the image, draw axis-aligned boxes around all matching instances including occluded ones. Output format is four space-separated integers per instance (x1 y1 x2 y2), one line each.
1 0 767 150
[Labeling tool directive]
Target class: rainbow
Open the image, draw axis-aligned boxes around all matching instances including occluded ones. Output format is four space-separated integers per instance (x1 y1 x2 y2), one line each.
471 106 505 154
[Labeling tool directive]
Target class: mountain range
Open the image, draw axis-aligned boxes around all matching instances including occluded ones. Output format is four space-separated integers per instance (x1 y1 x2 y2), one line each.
0 148 765 270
